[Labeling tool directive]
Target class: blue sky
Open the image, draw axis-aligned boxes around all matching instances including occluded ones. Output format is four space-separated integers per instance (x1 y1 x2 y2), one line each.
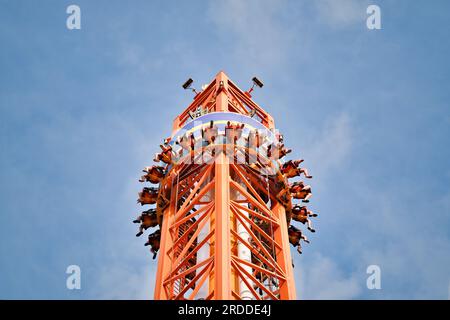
0 0 449 299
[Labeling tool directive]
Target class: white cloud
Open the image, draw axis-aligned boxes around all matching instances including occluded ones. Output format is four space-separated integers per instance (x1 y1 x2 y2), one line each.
314 0 369 28
304 112 353 178
355 189 450 299
207 0 294 72
92 264 155 300
296 252 362 299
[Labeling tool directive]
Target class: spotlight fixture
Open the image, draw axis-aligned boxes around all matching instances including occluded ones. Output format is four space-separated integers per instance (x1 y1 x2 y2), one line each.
182 78 198 94
182 78 193 90
252 77 264 88
246 76 264 97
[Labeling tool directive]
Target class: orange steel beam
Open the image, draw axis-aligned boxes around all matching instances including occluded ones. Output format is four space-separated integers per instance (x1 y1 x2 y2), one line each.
153 168 177 300
214 72 232 299
273 202 297 298
214 152 232 299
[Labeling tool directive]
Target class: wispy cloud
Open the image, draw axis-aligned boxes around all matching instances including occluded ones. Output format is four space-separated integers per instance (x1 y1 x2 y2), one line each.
207 0 294 73
314 0 369 28
303 112 353 179
297 252 362 299
91 264 155 300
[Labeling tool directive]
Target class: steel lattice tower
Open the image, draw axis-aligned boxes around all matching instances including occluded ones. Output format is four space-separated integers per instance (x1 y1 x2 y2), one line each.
135 71 316 300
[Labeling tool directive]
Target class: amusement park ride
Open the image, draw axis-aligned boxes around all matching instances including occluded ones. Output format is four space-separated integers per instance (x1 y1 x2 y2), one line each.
133 71 317 300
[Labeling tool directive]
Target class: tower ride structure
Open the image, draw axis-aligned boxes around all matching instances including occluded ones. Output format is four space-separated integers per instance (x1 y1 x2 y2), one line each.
134 71 317 300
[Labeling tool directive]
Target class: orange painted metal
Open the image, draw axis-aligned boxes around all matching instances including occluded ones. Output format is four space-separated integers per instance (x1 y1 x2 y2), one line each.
152 71 297 300
214 153 232 299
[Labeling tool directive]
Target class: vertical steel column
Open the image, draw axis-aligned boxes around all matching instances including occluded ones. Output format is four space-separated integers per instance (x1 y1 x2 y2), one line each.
154 173 177 299
214 153 232 299
213 71 233 299
273 203 297 299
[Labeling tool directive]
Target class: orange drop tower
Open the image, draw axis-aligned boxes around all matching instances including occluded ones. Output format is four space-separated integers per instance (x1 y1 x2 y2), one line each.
135 71 316 300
